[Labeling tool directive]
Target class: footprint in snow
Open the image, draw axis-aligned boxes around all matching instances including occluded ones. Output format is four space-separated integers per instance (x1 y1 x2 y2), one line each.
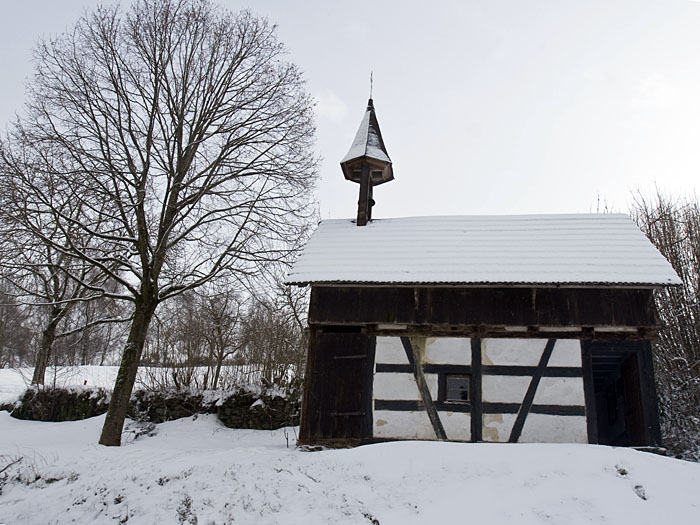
614 464 647 501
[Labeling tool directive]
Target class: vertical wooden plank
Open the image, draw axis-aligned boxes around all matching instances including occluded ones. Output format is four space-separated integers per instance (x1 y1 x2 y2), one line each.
471 338 482 442
328 333 369 439
639 340 662 447
580 341 599 444
299 327 321 443
363 336 377 438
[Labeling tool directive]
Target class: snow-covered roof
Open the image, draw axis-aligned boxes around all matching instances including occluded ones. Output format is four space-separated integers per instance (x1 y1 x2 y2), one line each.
286 214 681 286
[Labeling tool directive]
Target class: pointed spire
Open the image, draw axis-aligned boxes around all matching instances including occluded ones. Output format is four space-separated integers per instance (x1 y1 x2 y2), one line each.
341 97 394 226
340 98 394 186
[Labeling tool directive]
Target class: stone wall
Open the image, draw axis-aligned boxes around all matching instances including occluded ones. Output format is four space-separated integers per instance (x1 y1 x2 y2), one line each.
2 386 300 430
5 387 110 421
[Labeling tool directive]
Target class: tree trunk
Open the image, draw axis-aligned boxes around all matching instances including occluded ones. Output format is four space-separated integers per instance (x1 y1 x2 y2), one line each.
98 324 111 366
99 299 156 446
80 325 91 366
213 350 224 390
31 311 62 386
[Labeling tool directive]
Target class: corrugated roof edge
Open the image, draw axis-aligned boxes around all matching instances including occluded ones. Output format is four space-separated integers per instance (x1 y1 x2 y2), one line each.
284 279 680 287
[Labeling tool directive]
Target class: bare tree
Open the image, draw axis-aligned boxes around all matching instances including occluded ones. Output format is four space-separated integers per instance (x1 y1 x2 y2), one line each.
1 0 316 445
199 283 245 389
0 278 34 368
0 228 120 384
137 283 243 390
0 158 128 384
632 192 700 460
241 274 308 388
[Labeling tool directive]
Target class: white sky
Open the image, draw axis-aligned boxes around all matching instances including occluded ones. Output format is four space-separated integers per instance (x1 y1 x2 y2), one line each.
2 0 700 219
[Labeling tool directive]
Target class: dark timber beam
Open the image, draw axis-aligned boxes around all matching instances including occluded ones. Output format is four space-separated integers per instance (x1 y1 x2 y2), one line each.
581 342 599 444
309 286 657 329
400 336 447 440
509 339 556 443
471 338 483 442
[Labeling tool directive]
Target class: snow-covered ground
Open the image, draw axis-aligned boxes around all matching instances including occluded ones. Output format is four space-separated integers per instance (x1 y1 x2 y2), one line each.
2 367 699 523
1 413 699 524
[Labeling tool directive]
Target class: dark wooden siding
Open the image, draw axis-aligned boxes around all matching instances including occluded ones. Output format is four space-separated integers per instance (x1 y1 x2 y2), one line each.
309 286 657 329
299 328 376 445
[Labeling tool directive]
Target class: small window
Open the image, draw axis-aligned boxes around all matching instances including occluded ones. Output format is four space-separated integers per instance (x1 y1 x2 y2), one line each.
445 374 470 403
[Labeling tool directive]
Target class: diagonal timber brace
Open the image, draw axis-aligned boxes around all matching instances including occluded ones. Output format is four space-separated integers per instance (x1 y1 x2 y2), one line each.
400 336 447 440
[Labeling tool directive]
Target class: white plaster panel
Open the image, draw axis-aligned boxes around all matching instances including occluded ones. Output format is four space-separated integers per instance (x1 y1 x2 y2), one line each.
482 375 530 403
438 411 471 441
548 340 583 367
482 338 546 366
372 372 438 401
373 410 437 440
373 373 419 400
482 413 517 442
424 338 471 365
519 414 588 443
375 336 408 364
533 377 585 405
425 373 439 400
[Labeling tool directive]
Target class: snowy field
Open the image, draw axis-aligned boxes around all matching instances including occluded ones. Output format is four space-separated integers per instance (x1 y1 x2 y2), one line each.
0 412 699 524
0 365 270 405
0 367 121 404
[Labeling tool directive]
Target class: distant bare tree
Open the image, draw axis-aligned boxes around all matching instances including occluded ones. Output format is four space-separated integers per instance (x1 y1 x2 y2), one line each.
199 283 245 389
0 161 128 384
632 192 700 460
241 279 308 387
0 279 33 368
0 0 316 444
0 231 119 384
49 295 126 368
265 266 310 379
139 284 244 390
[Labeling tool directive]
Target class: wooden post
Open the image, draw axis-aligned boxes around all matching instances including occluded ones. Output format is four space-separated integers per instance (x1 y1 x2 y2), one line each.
471 338 483 442
357 163 372 226
580 341 599 444
639 340 662 447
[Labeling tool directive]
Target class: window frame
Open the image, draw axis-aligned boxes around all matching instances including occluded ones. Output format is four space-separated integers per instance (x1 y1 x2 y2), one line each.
439 372 471 404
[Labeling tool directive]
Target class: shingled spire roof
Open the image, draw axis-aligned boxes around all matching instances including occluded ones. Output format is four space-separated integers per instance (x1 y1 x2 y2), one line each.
340 98 394 185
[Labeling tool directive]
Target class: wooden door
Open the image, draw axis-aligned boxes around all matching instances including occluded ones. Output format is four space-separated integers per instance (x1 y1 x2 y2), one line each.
299 329 376 444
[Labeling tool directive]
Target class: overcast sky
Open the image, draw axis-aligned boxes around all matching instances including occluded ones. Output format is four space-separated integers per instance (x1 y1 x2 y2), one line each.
2 0 700 220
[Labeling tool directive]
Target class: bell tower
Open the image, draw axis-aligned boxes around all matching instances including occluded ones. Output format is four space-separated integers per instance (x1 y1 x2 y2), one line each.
340 98 394 226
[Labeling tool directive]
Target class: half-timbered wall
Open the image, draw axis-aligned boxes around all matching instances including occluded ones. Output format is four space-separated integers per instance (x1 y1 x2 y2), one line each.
298 285 662 447
372 336 587 443
480 338 586 442
373 337 472 441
